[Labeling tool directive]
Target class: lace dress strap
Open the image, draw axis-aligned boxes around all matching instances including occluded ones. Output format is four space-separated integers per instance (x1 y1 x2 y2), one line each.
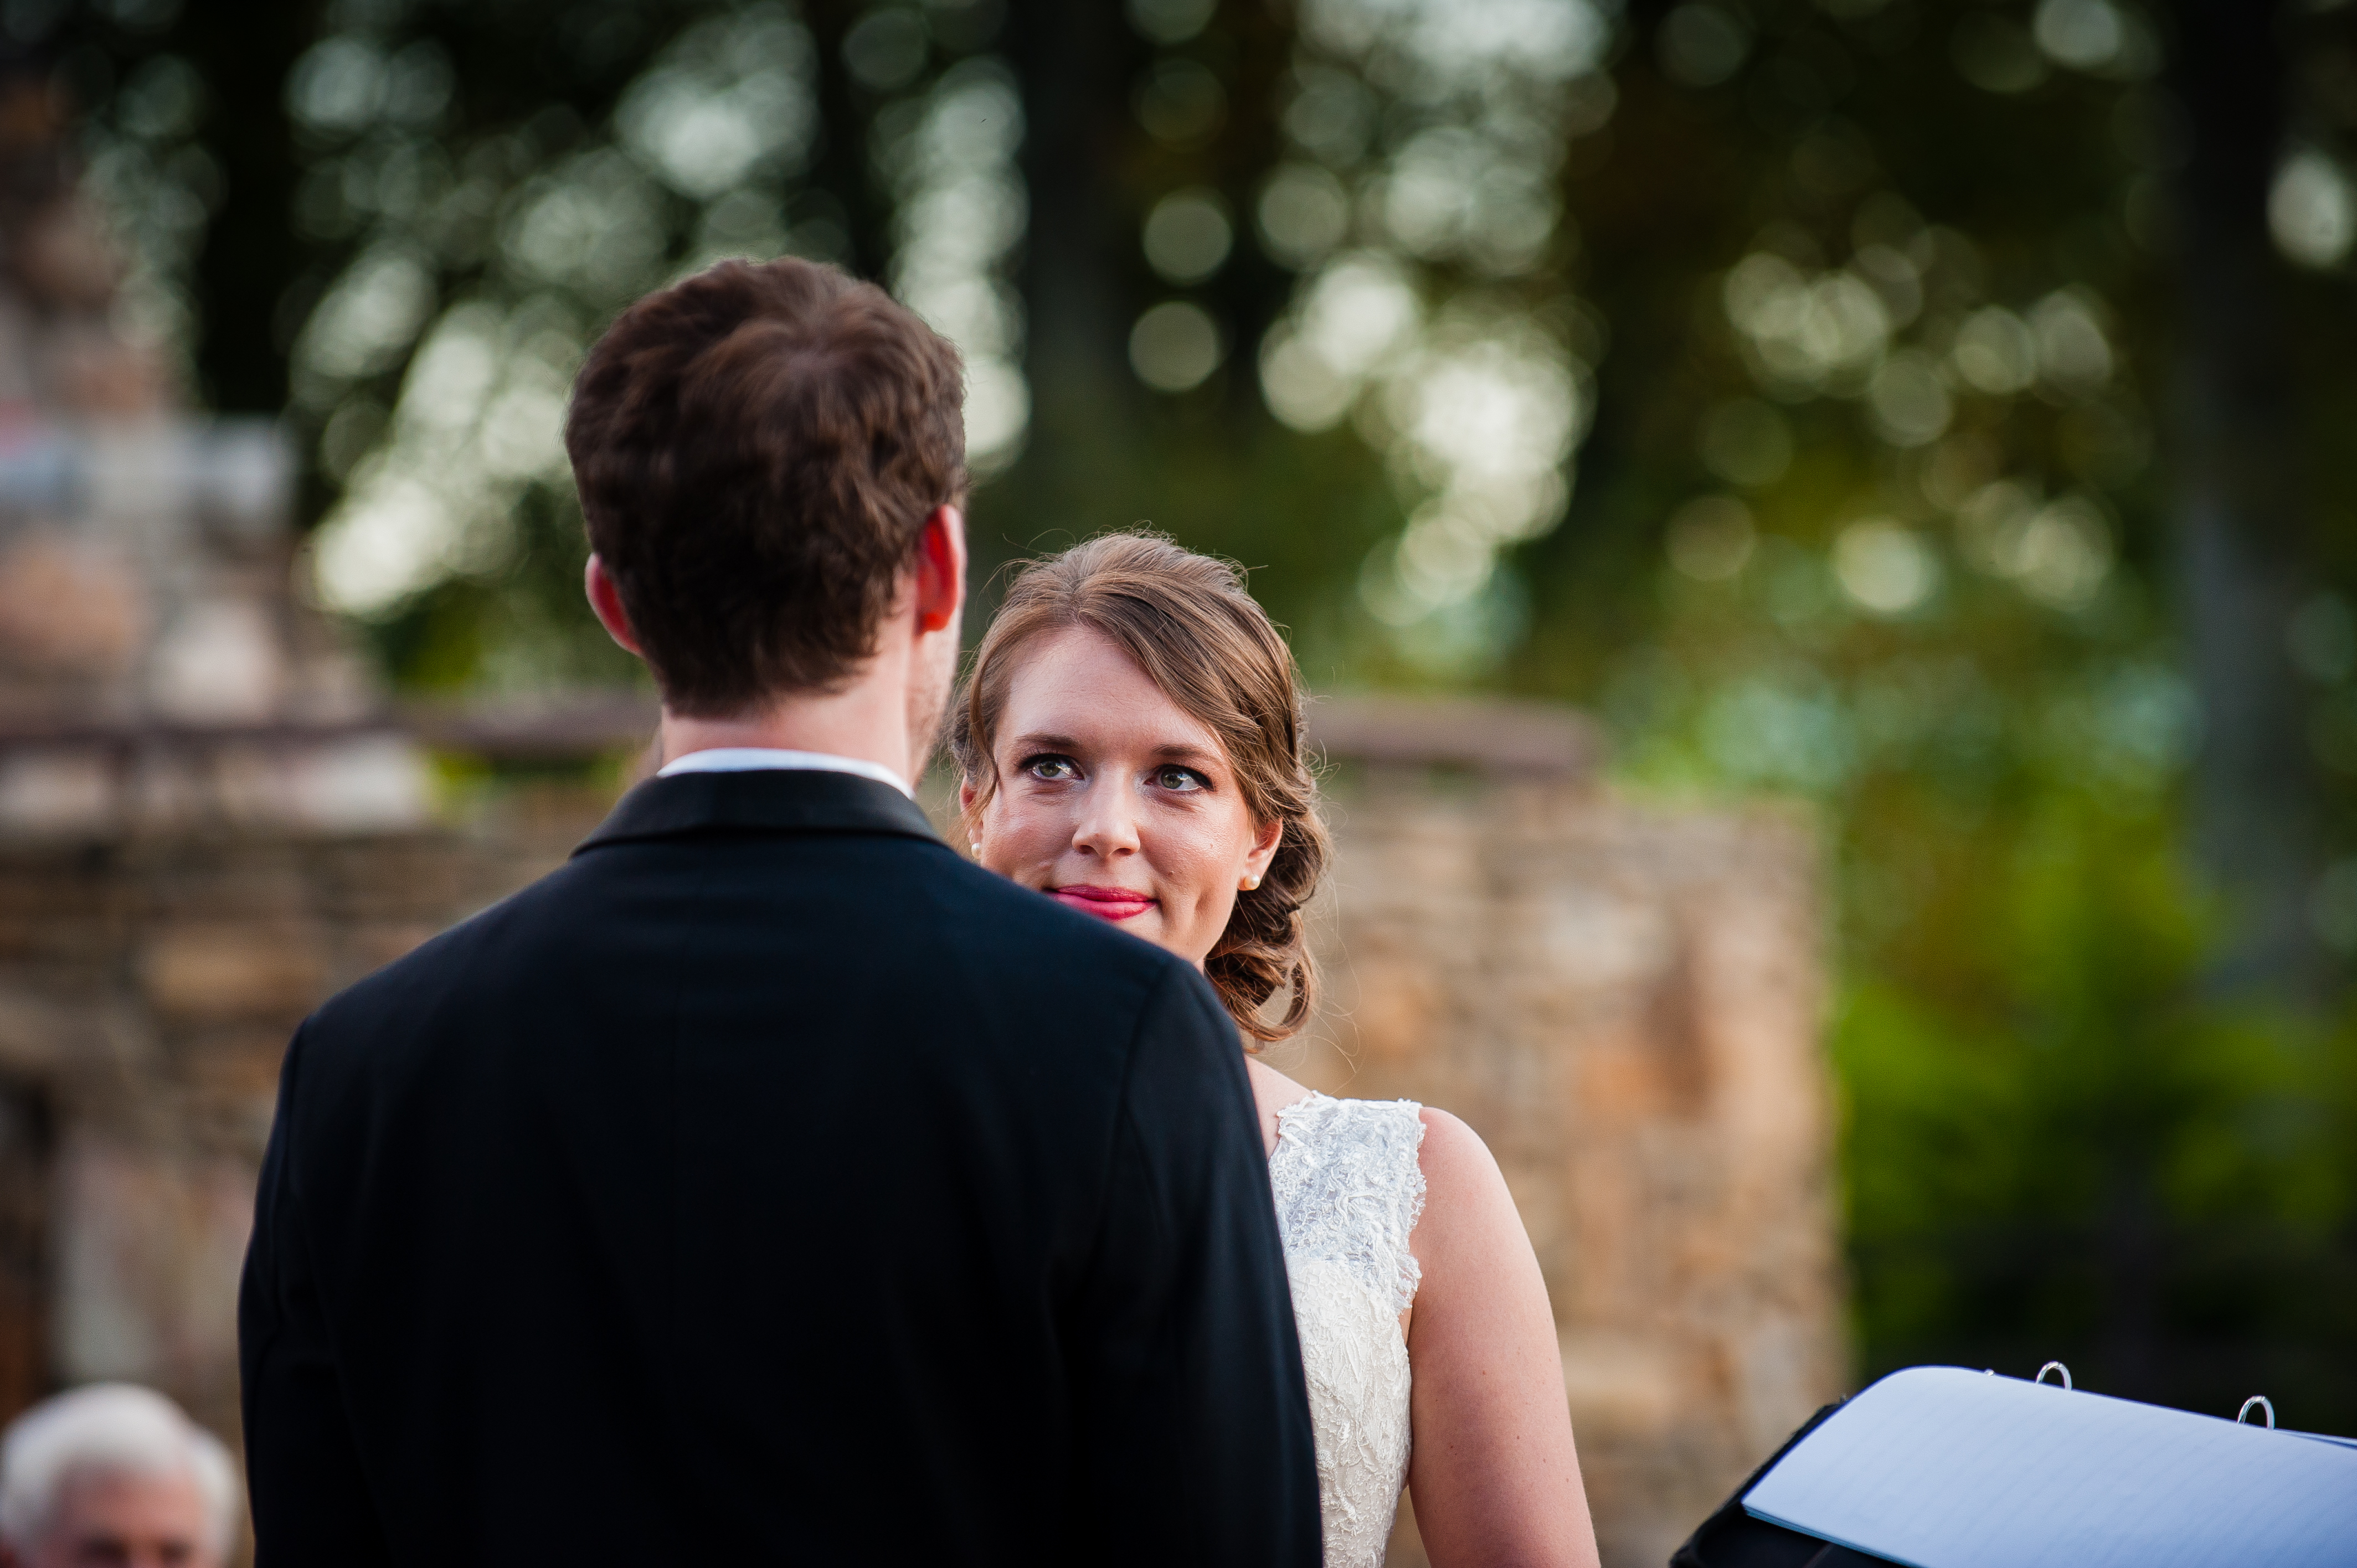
1268 1094 1427 1316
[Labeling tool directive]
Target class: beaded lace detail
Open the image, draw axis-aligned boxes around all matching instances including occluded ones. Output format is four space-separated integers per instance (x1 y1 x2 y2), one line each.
1269 1094 1425 1568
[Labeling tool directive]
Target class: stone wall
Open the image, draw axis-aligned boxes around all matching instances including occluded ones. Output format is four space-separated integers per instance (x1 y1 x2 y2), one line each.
1269 755 1845 1568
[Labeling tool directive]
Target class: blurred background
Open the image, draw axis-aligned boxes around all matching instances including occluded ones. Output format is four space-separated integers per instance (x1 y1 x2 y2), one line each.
0 0 2354 1556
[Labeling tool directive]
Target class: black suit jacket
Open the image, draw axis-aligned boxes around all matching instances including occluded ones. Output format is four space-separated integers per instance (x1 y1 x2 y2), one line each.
239 768 1321 1565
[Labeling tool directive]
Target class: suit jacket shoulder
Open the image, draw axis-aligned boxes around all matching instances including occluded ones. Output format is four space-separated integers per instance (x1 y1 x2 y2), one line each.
295 775 1213 1116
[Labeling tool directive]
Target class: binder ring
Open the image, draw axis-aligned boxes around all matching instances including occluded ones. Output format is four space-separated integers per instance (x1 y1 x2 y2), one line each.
2035 1361 2072 1390
2238 1395 2275 1429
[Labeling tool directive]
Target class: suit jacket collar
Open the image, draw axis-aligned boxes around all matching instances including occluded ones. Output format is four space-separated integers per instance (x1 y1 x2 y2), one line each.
573 767 944 856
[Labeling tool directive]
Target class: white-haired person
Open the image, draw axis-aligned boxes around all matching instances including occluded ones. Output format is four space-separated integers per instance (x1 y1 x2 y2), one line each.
0 1385 236 1568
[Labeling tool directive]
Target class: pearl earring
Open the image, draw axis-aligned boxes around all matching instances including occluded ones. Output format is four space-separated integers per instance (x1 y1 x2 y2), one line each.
970 842 984 857
1241 873 1261 891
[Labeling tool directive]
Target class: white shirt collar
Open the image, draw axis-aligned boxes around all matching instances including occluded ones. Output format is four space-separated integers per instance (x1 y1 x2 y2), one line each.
654 747 914 799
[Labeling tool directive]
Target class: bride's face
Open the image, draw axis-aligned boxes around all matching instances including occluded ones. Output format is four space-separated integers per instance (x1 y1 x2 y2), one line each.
969 625 1280 971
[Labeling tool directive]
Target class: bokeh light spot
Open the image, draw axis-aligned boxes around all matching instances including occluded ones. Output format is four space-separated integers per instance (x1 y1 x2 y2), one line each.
1130 301 1225 392
1658 3 1750 87
1280 64 1375 165
2032 0 2123 73
1833 519 1939 615
1865 350 1952 447
1257 164 1351 269
2029 290 2114 389
2270 151 2356 270
1135 57 1226 145
1667 495 1757 581
1951 13 2047 94
843 9 929 92
1142 188 1233 284
1951 307 2038 395
1127 0 1216 45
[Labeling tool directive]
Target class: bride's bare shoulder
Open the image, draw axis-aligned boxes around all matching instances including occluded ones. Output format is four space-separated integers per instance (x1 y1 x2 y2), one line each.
1243 1058 1315 1157
1409 1107 1524 1266
1414 1106 1497 1182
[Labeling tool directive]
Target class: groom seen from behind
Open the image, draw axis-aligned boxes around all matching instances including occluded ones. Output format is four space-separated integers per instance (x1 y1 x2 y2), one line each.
239 257 1322 1566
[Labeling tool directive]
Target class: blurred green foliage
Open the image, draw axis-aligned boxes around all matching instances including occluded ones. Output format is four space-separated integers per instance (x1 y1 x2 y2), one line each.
34 0 2357 1433
1838 798 2357 1420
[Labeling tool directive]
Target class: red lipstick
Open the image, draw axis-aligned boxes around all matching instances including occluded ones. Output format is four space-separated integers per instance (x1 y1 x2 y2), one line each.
1050 884 1156 922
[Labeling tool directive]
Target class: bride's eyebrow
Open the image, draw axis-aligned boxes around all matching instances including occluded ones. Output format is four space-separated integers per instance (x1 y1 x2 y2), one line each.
1006 731 1222 769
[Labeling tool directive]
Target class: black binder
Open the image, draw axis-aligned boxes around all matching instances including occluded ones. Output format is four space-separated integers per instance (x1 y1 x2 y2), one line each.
1670 1400 1900 1568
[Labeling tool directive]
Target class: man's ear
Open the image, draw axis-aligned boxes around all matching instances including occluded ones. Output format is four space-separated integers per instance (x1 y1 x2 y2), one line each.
584 555 644 657
914 504 967 635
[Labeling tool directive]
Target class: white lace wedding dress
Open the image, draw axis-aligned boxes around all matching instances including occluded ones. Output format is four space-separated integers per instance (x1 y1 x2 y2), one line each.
1269 1092 1427 1568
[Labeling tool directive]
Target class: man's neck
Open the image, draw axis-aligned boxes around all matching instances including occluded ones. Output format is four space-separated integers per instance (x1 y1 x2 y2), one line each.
658 685 916 785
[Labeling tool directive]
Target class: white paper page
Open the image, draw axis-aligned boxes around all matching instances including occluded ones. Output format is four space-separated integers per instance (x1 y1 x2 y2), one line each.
1743 1365 2357 1568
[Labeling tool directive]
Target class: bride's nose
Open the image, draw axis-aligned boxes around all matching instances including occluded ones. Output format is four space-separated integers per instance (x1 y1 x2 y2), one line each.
1070 781 1141 859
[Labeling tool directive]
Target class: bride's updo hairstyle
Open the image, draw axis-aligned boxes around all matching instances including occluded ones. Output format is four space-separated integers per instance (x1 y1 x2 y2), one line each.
950 533 1330 1045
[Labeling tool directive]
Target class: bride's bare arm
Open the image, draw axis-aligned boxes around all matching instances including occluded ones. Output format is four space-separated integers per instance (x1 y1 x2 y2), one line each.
1403 1109 1601 1568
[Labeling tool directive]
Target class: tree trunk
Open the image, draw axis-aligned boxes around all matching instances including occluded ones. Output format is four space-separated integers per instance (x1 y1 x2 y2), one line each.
171 0 320 416
802 0 899 283
1002 0 1147 445
2166 0 2320 1003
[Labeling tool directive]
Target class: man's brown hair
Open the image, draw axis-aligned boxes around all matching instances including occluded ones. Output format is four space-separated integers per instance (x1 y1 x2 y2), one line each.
565 257 966 715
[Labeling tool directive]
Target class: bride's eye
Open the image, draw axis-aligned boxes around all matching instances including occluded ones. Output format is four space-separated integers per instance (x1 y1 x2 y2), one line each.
1022 754 1080 782
1152 765 1208 793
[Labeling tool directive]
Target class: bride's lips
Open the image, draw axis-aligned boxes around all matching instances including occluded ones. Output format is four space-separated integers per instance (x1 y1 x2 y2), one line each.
1050 884 1156 922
